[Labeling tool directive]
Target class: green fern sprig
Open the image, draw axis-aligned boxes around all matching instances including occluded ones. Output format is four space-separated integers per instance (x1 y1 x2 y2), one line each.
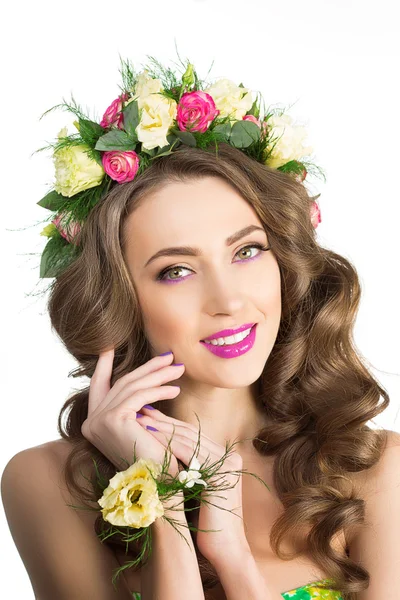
141 55 183 91
118 55 140 93
39 93 97 123
33 133 82 156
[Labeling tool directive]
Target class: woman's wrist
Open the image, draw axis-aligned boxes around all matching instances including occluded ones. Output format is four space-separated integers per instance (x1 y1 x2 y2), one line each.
143 492 205 600
159 490 187 524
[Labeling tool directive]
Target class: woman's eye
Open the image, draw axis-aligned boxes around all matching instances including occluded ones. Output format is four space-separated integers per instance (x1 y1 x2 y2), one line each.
156 243 269 282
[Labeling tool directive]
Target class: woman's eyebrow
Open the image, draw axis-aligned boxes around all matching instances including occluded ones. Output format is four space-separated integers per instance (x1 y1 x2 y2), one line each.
143 224 266 268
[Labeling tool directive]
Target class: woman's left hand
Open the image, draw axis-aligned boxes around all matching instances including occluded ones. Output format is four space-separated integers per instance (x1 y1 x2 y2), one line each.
136 404 251 565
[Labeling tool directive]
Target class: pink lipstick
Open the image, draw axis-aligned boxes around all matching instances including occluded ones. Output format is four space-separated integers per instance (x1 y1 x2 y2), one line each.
200 324 257 359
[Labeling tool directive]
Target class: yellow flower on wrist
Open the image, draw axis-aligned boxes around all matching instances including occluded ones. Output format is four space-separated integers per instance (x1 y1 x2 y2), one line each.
98 458 164 528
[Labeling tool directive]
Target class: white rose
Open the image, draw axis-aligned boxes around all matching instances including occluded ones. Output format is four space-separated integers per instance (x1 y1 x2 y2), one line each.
136 92 177 150
266 114 313 169
204 78 253 121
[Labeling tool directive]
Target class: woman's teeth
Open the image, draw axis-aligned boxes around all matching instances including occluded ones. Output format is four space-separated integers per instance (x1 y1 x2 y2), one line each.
203 327 252 346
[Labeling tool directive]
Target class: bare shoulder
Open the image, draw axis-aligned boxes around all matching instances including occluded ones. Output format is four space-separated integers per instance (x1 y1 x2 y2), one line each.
2 438 92 517
1 438 136 599
343 429 400 545
344 429 400 594
2 438 76 474
1 438 73 485
350 428 400 497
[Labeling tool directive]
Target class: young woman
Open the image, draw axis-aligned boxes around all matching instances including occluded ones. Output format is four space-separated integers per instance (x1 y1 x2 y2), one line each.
2 72 399 600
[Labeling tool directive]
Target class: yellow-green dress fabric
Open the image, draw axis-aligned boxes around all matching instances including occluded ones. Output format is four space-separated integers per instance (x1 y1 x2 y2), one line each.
132 578 343 599
281 578 343 599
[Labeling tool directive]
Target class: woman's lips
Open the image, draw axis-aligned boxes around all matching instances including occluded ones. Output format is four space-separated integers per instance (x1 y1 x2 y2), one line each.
199 324 257 359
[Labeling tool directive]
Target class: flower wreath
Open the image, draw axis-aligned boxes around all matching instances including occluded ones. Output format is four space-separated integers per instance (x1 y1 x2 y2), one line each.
36 54 324 280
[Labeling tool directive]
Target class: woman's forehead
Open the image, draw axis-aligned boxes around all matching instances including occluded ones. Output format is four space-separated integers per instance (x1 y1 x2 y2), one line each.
126 177 257 234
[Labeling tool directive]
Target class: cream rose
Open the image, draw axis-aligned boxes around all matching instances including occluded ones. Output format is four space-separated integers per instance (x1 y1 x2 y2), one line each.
203 78 253 121
266 114 313 169
133 69 164 99
127 70 177 150
98 458 164 528
53 127 104 197
135 92 177 150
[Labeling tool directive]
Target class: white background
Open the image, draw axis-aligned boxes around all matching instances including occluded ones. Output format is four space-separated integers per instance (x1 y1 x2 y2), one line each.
1 0 399 596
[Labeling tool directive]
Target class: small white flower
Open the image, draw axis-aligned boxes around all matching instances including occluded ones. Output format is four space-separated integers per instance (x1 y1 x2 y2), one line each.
178 456 208 488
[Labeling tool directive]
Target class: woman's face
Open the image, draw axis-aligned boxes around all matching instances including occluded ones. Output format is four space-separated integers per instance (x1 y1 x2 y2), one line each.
123 176 282 390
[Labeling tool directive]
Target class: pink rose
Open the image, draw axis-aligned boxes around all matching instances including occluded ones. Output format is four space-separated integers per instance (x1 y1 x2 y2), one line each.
176 91 220 133
100 93 129 129
310 200 322 229
52 212 81 244
102 150 140 183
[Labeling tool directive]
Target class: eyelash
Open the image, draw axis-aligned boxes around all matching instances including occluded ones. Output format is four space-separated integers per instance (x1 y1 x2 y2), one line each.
155 243 271 282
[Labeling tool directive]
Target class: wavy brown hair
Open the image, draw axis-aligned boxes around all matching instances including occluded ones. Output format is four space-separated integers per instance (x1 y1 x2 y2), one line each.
48 142 390 600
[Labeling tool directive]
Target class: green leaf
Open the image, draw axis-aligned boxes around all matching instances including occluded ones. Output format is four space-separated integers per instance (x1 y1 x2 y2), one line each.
140 146 157 157
39 238 62 278
166 132 179 145
78 119 105 145
121 100 140 138
247 98 260 120
40 241 54 278
278 160 306 176
37 190 66 211
230 120 261 148
39 236 80 278
149 133 181 158
153 135 180 158
171 129 196 147
95 130 137 151
153 133 177 154
212 123 231 142
92 149 104 167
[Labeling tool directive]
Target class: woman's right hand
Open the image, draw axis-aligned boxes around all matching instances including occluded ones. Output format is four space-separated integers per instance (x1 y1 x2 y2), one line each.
81 349 185 477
